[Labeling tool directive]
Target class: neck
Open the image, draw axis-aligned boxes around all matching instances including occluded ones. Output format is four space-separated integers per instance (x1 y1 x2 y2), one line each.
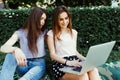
61 28 68 34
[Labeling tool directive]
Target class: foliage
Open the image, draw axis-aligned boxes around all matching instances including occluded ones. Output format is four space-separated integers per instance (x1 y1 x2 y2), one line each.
5 0 112 9
54 0 111 7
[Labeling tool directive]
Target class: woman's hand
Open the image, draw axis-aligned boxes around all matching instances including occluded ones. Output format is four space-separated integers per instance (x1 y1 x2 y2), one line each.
13 48 27 66
66 59 82 67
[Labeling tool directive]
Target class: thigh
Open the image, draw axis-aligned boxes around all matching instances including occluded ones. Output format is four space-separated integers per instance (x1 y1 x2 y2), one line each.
60 72 89 80
16 65 29 76
88 68 101 80
0 53 17 80
22 65 45 80
21 58 46 80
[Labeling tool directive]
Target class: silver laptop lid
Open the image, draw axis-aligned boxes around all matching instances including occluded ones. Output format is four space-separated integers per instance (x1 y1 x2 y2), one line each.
79 41 116 75
85 41 116 68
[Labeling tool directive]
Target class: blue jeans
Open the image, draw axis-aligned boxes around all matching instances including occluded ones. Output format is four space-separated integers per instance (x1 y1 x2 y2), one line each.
0 53 46 80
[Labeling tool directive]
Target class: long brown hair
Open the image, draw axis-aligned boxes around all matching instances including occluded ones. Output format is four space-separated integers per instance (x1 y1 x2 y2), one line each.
52 5 73 44
22 7 47 55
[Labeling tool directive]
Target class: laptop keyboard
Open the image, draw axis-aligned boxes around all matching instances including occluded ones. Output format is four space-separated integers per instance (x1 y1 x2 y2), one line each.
72 66 82 72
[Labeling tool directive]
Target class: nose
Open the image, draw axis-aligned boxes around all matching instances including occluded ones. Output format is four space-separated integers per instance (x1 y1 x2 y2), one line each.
63 19 66 24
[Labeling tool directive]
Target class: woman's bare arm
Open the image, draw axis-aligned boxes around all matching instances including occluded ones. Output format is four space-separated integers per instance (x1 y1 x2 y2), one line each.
0 32 19 53
47 35 66 64
0 32 27 66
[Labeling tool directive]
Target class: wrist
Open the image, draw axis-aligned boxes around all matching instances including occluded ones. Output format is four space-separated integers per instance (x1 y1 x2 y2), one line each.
13 47 18 53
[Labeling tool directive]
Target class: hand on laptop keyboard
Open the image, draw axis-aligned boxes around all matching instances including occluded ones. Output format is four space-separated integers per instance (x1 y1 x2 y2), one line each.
66 60 82 67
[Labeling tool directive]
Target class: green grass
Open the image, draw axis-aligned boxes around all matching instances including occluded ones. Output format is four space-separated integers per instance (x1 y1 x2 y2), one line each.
0 53 5 65
0 49 120 80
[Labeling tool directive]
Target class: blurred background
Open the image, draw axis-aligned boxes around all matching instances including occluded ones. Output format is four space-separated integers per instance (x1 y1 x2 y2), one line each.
0 0 114 9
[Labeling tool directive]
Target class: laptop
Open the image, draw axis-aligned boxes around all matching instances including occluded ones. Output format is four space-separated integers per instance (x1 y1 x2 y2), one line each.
60 41 116 75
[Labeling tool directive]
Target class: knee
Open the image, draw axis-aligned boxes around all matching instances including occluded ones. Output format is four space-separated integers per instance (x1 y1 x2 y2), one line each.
5 53 17 64
6 53 14 59
78 73 89 80
89 67 100 75
88 68 101 80
92 68 99 72
6 53 16 60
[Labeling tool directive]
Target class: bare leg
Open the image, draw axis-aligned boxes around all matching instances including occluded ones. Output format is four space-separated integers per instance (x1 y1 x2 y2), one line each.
88 68 101 80
60 72 89 80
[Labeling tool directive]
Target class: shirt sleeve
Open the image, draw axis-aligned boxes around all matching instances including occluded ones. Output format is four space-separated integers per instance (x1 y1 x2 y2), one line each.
72 29 78 40
47 30 53 37
72 29 78 36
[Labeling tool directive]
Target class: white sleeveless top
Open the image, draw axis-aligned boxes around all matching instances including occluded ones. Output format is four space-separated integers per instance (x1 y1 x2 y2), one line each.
16 29 46 58
47 29 77 57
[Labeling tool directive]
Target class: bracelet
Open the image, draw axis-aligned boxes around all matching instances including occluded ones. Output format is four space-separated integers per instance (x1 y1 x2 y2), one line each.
65 60 67 65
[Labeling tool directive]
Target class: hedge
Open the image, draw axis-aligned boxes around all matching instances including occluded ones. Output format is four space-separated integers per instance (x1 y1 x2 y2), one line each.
0 6 120 64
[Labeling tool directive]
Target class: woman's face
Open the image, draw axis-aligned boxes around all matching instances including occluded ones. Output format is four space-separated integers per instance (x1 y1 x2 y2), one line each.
40 13 46 28
58 12 69 29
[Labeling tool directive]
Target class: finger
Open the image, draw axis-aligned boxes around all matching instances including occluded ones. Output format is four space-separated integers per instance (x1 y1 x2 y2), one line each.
73 59 75 61
76 59 79 62
23 59 27 66
74 59 79 62
19 55 27 66
16 56 21 65
17 59 22 66
17 58 25 66
16 59 20 65
75 61 81 67
19 59 23 66
74 63 80 67
21 59 27 66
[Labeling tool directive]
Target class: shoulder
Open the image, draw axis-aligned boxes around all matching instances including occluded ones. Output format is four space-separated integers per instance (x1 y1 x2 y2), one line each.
15 29 23 34
47 30 53 37
42 29 48 36
72 29 78 35
12 31 18 37
7 31 19 41
15 29 26 38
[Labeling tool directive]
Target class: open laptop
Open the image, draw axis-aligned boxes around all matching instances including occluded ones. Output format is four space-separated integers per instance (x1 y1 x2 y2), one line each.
60 41 116 75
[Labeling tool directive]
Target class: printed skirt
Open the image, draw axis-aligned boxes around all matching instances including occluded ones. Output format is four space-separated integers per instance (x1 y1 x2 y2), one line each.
52 55 81 80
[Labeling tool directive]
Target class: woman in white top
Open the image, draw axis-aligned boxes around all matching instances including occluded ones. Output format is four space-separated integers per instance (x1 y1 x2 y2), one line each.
0 7 47 80
47 5 101 80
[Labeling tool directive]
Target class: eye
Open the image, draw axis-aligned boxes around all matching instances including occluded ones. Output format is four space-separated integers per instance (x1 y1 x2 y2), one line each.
59 18 63 21
65 17 69 20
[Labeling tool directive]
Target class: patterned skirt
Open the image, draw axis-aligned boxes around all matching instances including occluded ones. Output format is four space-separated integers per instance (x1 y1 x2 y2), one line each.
52 55 81 80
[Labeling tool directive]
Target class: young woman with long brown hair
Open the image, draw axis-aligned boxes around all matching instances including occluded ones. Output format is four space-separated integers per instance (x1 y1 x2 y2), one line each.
0 7 47 80
47 5 101 80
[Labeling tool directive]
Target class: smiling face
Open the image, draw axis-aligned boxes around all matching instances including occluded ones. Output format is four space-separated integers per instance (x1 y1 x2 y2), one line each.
52 5 73 40
58 12 69 30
